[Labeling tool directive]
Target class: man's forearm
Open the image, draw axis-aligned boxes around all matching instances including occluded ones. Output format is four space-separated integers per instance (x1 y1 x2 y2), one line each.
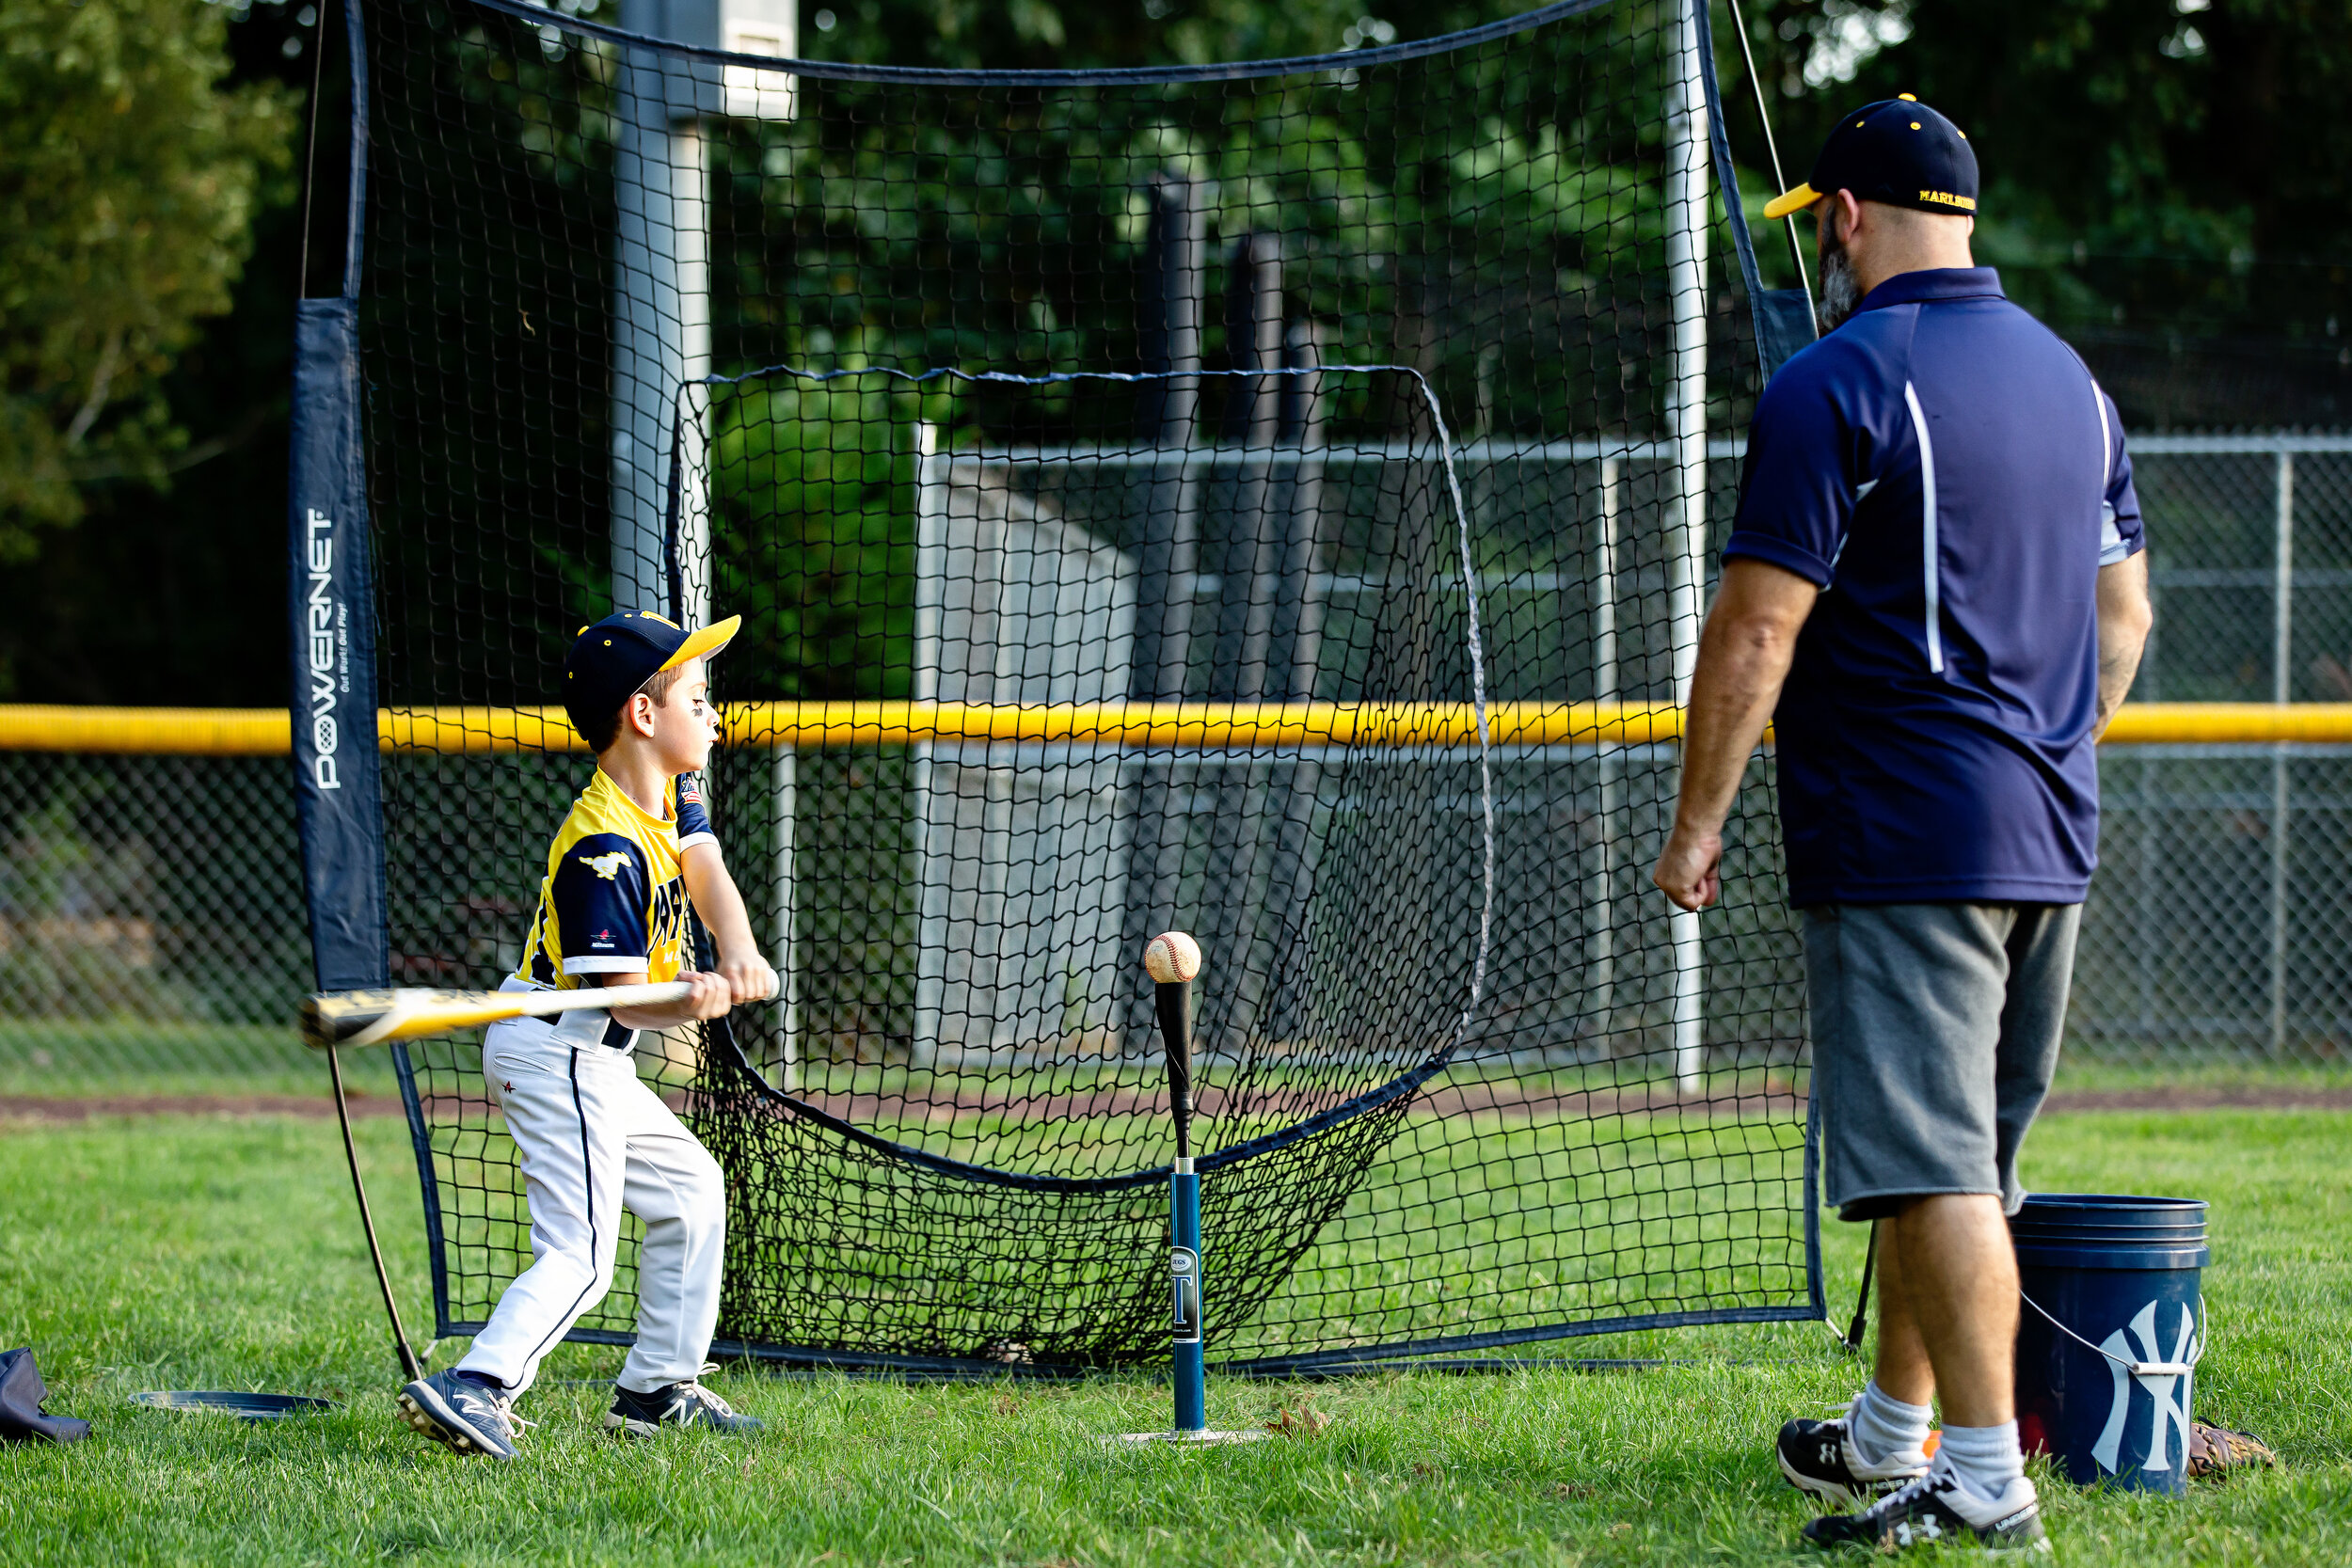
2094 636 2143 735
2093 553 2153 738
1651 560 1817 911
1675 619 1799 836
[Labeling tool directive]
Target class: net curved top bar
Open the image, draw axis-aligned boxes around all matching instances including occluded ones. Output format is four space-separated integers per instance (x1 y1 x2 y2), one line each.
669 363 1497 1191
456 0 1617 86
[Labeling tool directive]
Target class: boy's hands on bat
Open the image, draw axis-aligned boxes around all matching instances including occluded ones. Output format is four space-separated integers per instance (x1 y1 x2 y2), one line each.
714 949 778 1007
611 970 734 1030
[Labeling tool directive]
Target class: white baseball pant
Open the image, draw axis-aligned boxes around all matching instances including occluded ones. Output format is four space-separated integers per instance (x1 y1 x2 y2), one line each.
455 1014 726 1397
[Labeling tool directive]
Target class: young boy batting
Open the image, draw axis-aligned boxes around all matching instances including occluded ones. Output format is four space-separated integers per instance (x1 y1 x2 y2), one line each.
398 610 775 1459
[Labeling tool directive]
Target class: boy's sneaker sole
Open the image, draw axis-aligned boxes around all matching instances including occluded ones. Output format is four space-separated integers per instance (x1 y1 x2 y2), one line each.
398 1378 518 1461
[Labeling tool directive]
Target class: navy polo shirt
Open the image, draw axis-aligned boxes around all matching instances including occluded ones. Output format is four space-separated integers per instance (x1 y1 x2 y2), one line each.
1724 267 2143 906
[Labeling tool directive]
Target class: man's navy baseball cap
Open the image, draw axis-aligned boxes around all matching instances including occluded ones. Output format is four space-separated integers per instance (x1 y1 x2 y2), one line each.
1763 94 1978 221
563 610 739 742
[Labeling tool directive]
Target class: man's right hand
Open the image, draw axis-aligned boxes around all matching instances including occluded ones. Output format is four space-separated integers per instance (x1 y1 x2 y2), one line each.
1653 821 1725 911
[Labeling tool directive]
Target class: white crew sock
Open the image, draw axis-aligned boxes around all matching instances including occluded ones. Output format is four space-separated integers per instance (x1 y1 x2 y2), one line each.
1849 1380 1933 1470
1933 1420 2028 1513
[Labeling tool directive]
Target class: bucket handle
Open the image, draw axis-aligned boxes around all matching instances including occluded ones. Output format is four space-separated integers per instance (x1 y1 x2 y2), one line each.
2018 1288 2205 1379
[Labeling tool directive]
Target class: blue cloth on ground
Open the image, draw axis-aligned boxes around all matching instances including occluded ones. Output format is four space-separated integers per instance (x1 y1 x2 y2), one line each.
0 1347 89 1445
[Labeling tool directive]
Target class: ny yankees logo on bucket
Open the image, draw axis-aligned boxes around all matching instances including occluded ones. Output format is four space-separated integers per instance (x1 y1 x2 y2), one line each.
2092 1299 2200 1475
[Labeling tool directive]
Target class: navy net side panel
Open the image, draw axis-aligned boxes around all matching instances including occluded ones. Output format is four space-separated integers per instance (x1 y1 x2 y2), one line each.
356 0 1816 1370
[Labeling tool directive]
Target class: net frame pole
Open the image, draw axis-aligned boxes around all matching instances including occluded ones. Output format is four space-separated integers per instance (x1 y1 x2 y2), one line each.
1668 0 1711 1095
913 421 947 1064
771 737 800 1089
2269 451 2295 1056
1591 455 1622 1026
611 36 710 618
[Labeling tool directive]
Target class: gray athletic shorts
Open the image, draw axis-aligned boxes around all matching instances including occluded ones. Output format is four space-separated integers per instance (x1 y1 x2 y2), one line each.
1804 902 2080 1223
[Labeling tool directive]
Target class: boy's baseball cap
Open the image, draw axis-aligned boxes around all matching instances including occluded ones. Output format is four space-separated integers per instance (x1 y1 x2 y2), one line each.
563 610 739 741
1762 95 1978 221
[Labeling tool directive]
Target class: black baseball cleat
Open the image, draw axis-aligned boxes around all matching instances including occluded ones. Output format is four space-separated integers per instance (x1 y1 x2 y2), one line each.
1804 1469 2049 1555
398 1370 521 1461
1777 1404 1931 1507
605 1371 764 1438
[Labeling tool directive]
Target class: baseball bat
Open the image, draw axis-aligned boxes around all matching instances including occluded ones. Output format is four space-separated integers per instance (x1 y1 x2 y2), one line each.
300 974 779 1052
1155 975 1194 1161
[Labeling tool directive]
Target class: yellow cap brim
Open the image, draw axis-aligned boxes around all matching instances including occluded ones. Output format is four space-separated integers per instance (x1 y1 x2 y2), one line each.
1762 182 1822 221
659 613 741 673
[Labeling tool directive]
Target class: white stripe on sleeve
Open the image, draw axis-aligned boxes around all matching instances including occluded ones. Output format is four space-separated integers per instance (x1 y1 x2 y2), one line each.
1903 380 1944 674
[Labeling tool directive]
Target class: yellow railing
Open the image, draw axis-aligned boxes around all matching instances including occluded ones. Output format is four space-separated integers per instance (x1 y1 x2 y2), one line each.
5 701 2352 754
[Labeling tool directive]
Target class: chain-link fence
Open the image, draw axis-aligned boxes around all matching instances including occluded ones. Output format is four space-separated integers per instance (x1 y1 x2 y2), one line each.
0 749 332 1093
2074 435 2352 1067
5 435 2348 1090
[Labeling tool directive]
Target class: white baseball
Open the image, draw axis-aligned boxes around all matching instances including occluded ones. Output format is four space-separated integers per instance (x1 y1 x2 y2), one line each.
1143 930 1202 984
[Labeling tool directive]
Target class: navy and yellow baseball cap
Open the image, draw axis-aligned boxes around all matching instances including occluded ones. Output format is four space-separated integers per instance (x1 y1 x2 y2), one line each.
563 610 739 740
1763 95 1978 221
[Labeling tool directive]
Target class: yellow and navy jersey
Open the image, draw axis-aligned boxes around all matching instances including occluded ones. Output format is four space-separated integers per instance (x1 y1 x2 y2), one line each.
510 769 717 1046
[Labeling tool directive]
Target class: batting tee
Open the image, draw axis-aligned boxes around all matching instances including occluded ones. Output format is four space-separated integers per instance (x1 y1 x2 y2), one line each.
286 0 1826 1374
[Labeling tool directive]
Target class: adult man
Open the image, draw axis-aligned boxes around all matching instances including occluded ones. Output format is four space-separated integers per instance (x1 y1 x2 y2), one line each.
1652 98 2153 1553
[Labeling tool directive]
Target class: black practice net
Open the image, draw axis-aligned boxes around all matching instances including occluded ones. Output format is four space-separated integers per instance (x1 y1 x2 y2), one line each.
356 0 1819 1371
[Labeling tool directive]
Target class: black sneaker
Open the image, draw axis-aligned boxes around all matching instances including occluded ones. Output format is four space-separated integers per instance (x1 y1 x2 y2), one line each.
398 1370 522 1461
604 1373 763 1438
1804 1469 2049 1555
1777 1404 1931 1507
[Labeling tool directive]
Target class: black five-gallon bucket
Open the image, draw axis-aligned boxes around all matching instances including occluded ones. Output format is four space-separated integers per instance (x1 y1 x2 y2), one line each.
2011 1194 2209 1494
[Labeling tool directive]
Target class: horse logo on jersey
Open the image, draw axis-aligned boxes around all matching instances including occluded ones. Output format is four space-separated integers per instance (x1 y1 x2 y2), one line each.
578 851 630 880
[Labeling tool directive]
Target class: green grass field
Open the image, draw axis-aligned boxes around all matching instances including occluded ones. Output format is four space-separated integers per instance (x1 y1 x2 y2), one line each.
0 1022 401 1100
0 1107 2345 1564
8 1017 2343 1103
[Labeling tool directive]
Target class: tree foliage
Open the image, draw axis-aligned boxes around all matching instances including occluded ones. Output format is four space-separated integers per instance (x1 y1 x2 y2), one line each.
1720 0 2348 289
802 0 1516 72
1714 0 2352 422
0 0 295 560
9 0 2350 702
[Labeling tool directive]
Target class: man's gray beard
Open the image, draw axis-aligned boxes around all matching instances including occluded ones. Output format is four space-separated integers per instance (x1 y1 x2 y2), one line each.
1818 244 1862 331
